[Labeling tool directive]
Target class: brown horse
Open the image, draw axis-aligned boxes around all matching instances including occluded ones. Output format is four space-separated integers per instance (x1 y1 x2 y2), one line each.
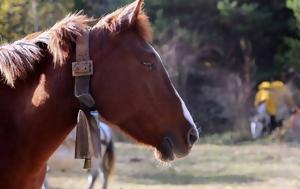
0 0 199 188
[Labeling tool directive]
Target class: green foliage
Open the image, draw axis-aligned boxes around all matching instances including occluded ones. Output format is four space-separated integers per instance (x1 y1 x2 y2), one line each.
0 0 31 42
139 0 296 79
217 0 264 36
216 0 295 76
0 0 73 43
276 37 300 71
277 0 300 72
36 0 73 29
287 0 300 21
217 0 238 17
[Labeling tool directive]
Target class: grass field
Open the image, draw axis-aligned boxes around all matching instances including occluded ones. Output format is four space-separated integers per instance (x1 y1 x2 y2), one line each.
47 142 300 189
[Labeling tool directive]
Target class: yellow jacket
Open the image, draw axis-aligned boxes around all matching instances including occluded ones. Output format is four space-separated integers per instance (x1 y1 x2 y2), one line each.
254 81 271 107
266 81 296 116
254 89 270 107
255 81 296 116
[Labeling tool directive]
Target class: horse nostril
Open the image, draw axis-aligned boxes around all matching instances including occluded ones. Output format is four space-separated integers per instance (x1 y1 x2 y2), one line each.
187 128 199 146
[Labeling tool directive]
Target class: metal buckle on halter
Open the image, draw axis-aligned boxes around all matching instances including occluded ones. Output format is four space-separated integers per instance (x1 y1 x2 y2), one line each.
72 60 93 77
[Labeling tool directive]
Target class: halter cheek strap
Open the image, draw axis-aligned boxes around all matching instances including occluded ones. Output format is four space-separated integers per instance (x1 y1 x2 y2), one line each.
72 28 101 169
73 27 95 108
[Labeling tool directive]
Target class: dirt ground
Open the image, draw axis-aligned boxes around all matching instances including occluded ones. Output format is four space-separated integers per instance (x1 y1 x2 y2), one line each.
47 142 300 189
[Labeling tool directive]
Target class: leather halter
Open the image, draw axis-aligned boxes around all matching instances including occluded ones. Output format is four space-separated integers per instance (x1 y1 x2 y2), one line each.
73 28 95 109
72 28 101 169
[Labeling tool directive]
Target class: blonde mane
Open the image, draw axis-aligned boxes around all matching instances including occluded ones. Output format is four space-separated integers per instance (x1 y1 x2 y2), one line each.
94 4 153 42
0 40 42 87
0 2 153 87
48 13 93 65
0 13 92 87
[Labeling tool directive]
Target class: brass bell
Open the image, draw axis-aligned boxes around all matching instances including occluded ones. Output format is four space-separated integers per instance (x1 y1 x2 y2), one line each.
83 158 92 169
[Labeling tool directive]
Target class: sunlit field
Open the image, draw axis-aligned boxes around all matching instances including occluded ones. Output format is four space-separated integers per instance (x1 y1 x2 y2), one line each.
47 142 300 189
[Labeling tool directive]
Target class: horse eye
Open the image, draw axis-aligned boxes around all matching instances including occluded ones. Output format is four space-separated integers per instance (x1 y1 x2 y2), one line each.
142 61 154 70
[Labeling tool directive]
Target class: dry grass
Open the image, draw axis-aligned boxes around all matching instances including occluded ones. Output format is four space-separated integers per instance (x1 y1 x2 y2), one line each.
47 142 300 189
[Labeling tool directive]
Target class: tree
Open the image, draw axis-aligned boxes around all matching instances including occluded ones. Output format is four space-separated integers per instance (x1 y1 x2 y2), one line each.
275 0 300 74
0 0 73 43
0 0 32 42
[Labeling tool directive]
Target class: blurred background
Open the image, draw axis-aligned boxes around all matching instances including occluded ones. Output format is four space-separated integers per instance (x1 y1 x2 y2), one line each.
1 0 300 189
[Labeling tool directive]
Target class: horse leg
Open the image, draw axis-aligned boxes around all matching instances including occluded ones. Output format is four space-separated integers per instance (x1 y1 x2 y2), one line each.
100 158 109 189
87 169 99 189
101 140 115 189
102 169 108 189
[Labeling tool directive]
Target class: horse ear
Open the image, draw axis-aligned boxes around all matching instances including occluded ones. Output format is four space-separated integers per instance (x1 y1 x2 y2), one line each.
116 0 144 30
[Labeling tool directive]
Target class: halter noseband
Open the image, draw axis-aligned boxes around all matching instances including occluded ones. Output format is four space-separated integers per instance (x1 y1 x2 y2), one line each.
72 28 101 169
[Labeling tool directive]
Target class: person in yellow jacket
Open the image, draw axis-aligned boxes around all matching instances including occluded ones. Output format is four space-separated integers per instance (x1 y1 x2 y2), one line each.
251 81 271 138
252 80 298 138
255 81 271 107
266 80 297 131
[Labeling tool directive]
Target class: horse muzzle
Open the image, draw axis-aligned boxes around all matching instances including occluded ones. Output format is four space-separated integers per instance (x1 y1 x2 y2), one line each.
155 128 199 162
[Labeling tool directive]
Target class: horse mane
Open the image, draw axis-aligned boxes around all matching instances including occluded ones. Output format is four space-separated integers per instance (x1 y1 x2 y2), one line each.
0 13 92 87
48 13 93 65
0 2 153 87
93 3 153 42
0 40 43 87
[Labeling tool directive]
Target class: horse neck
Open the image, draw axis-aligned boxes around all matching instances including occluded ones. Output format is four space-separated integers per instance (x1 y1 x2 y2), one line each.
36 57 80 159
11 55 79 165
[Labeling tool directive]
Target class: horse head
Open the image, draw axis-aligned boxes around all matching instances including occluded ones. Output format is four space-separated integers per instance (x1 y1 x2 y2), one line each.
2 0 199 162
88 0 199 161
0 2 200 188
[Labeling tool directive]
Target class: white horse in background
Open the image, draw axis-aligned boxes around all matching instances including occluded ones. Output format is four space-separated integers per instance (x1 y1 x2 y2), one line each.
250 103 271 139
250 101 296 139
43 118 115 189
